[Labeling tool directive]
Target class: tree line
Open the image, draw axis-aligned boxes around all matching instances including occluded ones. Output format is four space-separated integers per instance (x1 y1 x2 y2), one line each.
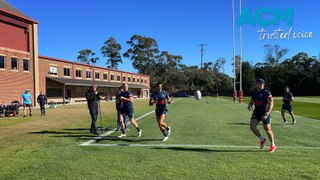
237 45 320 96
76 35 232 94
77 36 320 96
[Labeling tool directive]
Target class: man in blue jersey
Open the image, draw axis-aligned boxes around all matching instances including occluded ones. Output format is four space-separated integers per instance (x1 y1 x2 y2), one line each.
118 83 142 138
281 86 296 125
149 83 171 142
21 89 33 117
247 78 276 153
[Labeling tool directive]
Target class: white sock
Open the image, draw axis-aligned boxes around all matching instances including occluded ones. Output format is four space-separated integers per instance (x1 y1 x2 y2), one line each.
259 135 264 141
271 141 275 146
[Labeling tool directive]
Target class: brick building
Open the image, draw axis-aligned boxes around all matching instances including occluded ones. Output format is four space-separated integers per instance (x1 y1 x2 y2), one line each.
0 0 150 106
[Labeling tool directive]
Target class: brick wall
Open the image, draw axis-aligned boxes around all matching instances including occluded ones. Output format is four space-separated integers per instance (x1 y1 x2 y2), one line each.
0 48 34 104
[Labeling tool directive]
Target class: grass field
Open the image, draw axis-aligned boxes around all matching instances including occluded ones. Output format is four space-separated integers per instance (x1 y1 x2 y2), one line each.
0 97 319 179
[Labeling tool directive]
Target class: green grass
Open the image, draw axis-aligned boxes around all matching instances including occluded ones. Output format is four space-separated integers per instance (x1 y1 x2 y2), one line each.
0 97 319 179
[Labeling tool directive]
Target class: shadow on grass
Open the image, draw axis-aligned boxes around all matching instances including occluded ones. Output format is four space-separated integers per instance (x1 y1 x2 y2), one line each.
29 130 95 138
152 147 261 153
98 136 162 143
227 122 249 126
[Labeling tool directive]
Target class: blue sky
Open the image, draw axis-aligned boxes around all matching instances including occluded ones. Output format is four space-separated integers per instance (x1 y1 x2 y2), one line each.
7 0 320 76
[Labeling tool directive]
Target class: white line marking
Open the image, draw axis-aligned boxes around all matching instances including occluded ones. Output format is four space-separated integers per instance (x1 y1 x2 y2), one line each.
80 98 182 146
85 143 320 150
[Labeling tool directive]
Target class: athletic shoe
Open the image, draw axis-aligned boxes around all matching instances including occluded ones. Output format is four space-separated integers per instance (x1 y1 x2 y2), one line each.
125 128 130 131
283 121 288 125
260 138 266 149
167 126 171 137
118 133 126 138
29 113 32 117
269 146 277 153
163 136 169 142
137 129 142 137
293 120 296 124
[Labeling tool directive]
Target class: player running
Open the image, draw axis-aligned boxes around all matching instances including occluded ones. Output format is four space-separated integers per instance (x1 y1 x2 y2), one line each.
117 83 142 138
281 86 296 125
149 83 171 142
247 78 276 153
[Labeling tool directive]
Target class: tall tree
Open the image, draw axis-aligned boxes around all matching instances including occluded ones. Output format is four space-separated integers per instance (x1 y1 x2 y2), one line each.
77 49 99 65
100 37 122 69
264 44 288 67
123 35 159 75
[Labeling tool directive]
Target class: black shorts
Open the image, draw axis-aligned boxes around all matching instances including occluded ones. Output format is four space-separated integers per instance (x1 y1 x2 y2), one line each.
23 104 32 108
251 110 272 124
282 104 293 112
155 108 168 117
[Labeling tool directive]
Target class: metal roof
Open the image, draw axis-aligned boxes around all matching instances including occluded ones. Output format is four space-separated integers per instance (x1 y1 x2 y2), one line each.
0 0 38 23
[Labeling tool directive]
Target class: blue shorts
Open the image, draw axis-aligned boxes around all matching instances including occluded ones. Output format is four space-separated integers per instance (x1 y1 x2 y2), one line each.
120 107 134 119
282 104 292 112
155 108 168 117
251 110 272 125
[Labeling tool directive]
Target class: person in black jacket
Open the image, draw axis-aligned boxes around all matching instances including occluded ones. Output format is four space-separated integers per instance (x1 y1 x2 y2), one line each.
85 85 102 134
37 91 47 116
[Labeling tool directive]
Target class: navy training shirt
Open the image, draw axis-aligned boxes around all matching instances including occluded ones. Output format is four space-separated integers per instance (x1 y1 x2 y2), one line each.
251 88 273 113
120 91 133 109
151 90 169 109
283 92 293 105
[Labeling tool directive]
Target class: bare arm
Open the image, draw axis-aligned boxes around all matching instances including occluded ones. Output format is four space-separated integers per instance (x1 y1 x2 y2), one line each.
265 98 274 115
247 98 254 110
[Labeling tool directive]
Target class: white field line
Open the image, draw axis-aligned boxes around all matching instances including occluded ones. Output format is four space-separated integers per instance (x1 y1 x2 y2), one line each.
86 143 320 150
80 98 182 146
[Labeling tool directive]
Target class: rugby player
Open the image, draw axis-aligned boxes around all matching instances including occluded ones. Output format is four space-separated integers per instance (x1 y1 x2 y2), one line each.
149 83 171 142
117 83 142 138
281 86 296 125
247 78 276 153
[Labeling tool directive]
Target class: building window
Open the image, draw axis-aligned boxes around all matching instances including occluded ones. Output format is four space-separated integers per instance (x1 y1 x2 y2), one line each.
137 78 140 83
133 78 135 82
103 73 108 80
111 74 114 80
128 77 131 82
23 59 29 71
141 78 143 83
11 57 18 70
86 71 91 78
0 56 5 69
95 72 100 79
49 66 58 75
145 80 147 83
122 76 126 81
64 68 71 77
76 69 82 77
117 75 121 81
75 87 82 92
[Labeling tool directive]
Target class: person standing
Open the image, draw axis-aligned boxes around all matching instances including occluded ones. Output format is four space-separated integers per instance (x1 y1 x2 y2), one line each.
21 89 33 117
116 86 128 131
247 78 276 153
37 91 47 116
118 83 142 138
149 83 172 141
85 85 102 135
281 86 296 125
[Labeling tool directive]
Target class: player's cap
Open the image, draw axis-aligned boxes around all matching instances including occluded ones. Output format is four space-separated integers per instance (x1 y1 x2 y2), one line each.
25 89 29 92
256 78 265 84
